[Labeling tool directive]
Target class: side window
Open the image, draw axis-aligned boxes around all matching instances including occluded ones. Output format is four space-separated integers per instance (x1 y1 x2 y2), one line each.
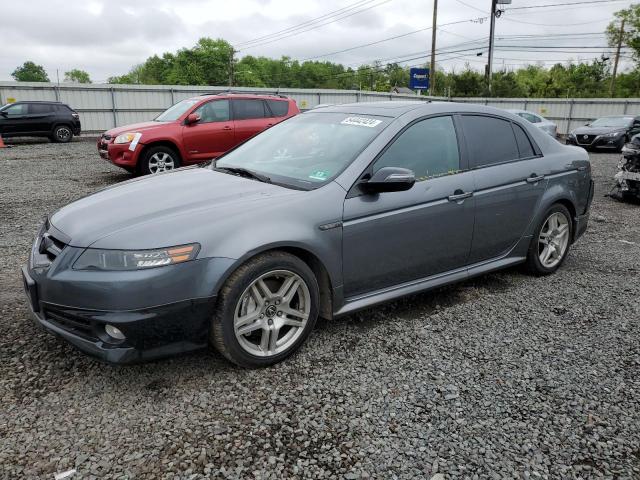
29 104 53 114
193 100 230 123
373 116 460 181
233 99 267 120
3 104 27 115
266 100 289 117
513 123 536 159
460 115 519 168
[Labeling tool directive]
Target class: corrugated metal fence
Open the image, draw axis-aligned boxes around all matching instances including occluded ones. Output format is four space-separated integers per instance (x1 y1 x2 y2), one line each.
1 81 638 135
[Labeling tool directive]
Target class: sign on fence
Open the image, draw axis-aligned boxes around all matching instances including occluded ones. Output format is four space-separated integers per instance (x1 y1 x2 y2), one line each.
409 68 430 90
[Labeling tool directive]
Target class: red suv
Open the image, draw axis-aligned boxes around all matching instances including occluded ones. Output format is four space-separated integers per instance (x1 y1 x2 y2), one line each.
97 94 299 174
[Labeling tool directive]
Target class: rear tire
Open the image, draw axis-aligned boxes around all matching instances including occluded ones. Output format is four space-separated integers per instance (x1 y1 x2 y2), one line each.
51 125 73 143
211 252 319 368
139 145 181 175
524 204 573 276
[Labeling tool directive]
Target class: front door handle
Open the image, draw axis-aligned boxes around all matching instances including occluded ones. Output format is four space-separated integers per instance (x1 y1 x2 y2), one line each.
448 190 473 202
223 126 232 130
526 174 545 184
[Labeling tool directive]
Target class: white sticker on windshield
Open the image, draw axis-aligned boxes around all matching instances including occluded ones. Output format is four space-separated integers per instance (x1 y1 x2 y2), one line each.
128 132 142 151
341 116 382 128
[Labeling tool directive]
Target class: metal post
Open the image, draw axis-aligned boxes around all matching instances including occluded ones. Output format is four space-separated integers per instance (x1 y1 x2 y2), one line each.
487 0 497 95
567 99 575 136
624 100 630 114
430 0 438 95
169 88 175 106
110 87 117 128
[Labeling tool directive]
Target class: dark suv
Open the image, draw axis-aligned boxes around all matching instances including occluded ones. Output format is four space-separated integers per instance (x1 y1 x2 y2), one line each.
0 101 81 143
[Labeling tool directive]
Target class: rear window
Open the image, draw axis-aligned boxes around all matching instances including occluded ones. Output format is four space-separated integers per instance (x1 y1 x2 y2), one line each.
460 115 520 168
233 99 268 120
29 104 54 114
267 100 289 117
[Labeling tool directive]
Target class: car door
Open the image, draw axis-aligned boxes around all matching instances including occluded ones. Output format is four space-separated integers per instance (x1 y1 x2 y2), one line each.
460 115 548 264
0 103 29 135
181 99 234 161
232 99 271 144
27 103 55 133
342 115 476 298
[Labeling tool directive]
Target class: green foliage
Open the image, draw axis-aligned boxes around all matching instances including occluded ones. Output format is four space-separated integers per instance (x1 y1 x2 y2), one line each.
64 69 91 83
101 32 640 98
607 4 640 61
11 61 49 82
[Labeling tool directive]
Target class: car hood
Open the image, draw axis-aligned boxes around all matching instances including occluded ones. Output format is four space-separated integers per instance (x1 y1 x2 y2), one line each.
50 167 302 249
103 121 174 137
571 126 627 136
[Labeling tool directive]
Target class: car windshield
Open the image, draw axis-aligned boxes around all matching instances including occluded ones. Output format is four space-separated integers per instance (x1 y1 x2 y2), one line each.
214 112 391 189
590 116 633 128
154 99 200 122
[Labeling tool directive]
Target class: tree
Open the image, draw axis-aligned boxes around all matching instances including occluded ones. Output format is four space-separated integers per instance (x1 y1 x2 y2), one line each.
607 5 638 61
11 61 49 82
64 69 91 83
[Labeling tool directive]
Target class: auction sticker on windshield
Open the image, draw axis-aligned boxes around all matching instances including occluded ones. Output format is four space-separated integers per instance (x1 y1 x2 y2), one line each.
341 117 382 128
309 170 330 181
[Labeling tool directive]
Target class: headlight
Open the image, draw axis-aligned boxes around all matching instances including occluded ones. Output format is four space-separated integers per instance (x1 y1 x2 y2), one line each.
114 132 140 144
603 131 623 138
73 243 200 271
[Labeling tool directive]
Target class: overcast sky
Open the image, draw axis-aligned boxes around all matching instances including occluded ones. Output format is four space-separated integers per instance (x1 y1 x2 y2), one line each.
0 0 634 83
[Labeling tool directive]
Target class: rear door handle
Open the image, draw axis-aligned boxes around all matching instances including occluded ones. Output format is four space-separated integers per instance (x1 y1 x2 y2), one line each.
526 174 545 184
448 190 473 202
223 126 232 130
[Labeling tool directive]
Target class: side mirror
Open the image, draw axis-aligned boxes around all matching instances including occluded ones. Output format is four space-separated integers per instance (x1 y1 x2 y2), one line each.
633 121 640 127
585 122 592 126
185 113 200 125
363 167 415 193
0 111 7 117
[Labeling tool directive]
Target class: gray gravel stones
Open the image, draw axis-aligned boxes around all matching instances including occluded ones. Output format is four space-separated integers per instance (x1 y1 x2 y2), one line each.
1 138 639 479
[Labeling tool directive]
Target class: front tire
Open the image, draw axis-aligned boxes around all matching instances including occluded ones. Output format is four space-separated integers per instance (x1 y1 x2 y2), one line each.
211 252 319 368
139 146 180 175
525 204 573 276
52 125 73 143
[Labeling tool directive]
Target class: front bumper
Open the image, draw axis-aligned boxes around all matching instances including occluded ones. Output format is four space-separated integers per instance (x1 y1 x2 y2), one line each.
23 269 214 364
97 137 141 169
22 235 236 363
566 134 625 149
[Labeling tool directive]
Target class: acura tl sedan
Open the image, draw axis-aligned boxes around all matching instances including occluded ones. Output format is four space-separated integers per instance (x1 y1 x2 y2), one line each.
22 102 594 367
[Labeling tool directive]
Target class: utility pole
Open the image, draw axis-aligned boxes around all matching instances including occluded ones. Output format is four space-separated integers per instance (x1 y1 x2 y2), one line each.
229 49 235 87
487 0 497 95
430 0 438 96
610 17 626 97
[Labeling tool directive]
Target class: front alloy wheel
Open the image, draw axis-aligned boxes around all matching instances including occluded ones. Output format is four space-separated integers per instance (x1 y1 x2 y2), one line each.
211 251 319 367
234 270 311 357
148 152 176 173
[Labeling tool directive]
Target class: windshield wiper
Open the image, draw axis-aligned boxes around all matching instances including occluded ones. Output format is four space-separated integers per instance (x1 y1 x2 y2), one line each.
214 165 271 184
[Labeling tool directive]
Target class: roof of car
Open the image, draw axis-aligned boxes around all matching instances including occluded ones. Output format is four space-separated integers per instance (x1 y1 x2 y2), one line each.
194 93 291 101
307 101 518 119
12 100 65 104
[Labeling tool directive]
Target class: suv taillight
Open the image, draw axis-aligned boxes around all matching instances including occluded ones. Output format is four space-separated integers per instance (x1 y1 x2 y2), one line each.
71 112 80 119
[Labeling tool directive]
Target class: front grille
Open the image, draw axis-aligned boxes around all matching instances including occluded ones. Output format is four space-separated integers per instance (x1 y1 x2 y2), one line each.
38 232 67 263
577 134 596 145
102 134 112 141
31 221 69 268
43 307 98 341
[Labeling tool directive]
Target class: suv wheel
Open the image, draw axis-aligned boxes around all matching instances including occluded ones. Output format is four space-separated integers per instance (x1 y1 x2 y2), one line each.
52 125 73 143
525 204 573 276
140 146 180 175
211 252 319 367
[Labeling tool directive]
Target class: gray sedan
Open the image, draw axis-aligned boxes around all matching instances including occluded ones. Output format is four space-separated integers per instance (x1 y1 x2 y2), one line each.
23 102 593 367
507 109 558 137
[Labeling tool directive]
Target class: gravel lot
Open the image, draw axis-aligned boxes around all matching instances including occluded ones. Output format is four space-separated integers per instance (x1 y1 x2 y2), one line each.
1 137 639 480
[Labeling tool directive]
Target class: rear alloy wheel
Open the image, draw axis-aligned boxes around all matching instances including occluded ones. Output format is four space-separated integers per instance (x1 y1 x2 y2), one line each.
525 204 573 275
211 252 319 367
52 125 73 143
140 146 180 175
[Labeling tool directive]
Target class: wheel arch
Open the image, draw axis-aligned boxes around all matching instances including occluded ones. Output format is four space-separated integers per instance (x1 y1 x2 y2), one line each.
215 245 335 320
534 188 578 243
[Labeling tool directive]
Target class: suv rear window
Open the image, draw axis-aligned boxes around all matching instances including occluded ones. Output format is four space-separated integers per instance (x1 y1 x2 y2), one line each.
29 104 54 114
233 99 267 120
460 115 520 168
267 100 289 117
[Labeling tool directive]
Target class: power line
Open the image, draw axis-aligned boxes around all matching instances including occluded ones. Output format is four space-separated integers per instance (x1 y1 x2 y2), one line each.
236 0 392 51
505 0 629 10
234 0 375 47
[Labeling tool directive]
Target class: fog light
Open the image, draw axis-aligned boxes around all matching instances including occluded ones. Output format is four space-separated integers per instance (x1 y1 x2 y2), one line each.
105 324 126 341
